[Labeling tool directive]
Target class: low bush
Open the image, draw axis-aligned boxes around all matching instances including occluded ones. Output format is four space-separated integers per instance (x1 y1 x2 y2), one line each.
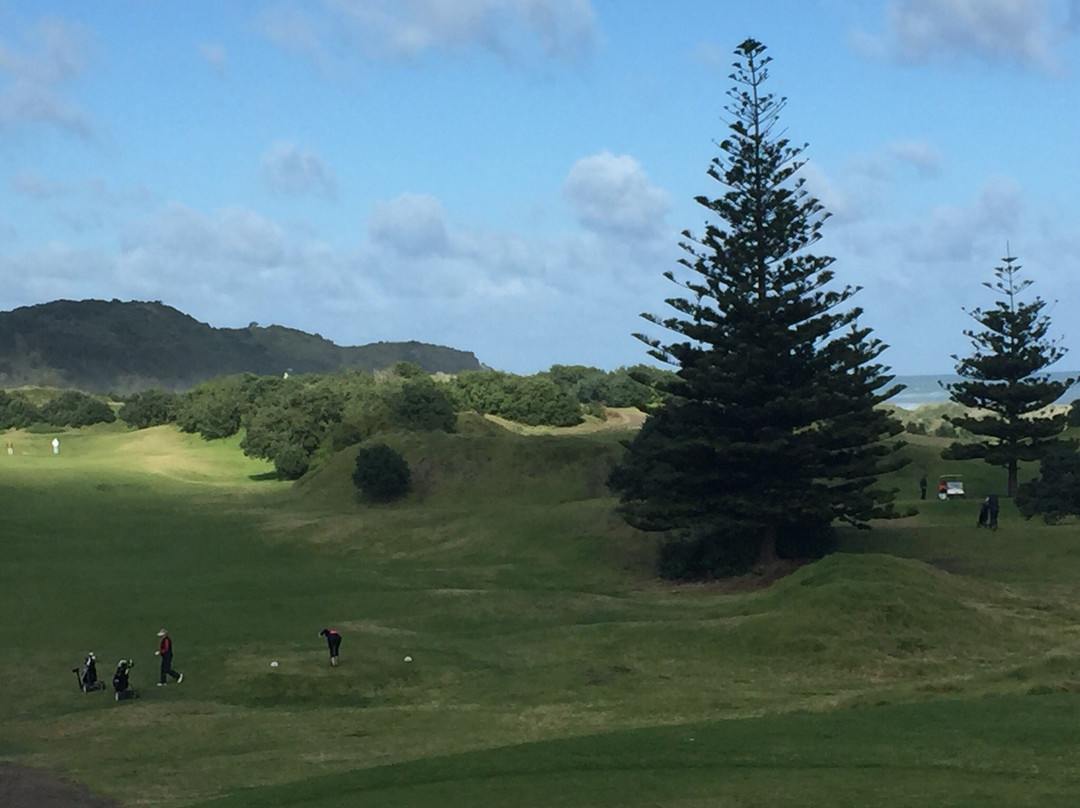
352 443 411 503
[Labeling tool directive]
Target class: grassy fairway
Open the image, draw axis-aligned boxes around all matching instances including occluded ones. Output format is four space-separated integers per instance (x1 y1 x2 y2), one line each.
3 421 1080 806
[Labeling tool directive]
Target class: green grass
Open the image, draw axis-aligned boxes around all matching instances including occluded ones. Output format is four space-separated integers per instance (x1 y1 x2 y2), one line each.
3 418 1080 806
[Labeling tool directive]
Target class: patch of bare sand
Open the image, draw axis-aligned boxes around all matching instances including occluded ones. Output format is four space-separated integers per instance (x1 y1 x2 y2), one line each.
485 407 646 435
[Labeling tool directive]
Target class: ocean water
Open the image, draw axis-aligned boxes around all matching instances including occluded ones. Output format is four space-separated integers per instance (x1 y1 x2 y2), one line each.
889 372 1080 408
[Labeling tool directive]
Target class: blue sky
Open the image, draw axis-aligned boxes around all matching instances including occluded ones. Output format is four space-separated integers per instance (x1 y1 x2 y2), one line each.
2 0 1079 375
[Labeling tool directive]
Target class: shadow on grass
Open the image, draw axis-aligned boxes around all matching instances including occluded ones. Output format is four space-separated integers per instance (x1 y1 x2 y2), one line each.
249 471 282 482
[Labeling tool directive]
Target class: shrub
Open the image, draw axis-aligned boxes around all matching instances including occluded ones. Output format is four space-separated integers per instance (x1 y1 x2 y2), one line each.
1069 399 1080 428
0 391 40 429
384 378 457 432
119 389 179 429
39 390 116 427
175 382 243 440
352 443 411 503
273 443 312 480
1016 445 1080 524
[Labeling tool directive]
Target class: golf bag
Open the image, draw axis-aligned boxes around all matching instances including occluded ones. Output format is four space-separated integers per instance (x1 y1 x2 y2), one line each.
73 653 106 693
113 659 138 701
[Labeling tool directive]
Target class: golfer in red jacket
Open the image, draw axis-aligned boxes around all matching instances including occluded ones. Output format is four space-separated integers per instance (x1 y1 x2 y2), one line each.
155 628 184 686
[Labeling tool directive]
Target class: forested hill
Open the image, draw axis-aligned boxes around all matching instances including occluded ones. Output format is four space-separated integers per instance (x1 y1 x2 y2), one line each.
0 300 484 393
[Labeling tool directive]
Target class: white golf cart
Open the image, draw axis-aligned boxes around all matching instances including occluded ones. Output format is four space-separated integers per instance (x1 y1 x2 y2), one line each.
938 475 965 500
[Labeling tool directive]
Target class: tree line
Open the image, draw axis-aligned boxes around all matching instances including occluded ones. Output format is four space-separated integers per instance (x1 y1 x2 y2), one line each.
112 363 670 479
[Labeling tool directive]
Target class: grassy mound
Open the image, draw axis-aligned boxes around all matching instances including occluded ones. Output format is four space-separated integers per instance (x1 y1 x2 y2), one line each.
296 421 627 509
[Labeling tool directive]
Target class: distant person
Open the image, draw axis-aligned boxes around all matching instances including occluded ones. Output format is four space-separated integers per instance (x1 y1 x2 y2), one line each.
112 659 138 701
919 474 927 500
52 437 59 454
319 628 342 667
987 494 1000 530
938 479 948 499
977 497 990 528
154 628 183 686
6 441 12 456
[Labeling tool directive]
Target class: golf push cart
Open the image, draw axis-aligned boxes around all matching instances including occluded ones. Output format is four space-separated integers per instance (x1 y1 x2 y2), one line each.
72 652 106 693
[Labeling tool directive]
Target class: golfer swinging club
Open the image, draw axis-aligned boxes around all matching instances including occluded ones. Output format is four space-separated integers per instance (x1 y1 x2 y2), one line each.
320 628 342 667
155 628 184 686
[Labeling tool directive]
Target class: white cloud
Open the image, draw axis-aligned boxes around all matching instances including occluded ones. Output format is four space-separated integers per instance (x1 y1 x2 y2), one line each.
10 170 68 198
563 152 671 240
855 0 1064 70
199 42 228 76
367 192 451 256
257 4 329 63
260 141 338 199
801 140 946 226
0 17 94 137
887 140 943 176
0 192 677 372
120 204 289 269
10 171 154 232
895 179 1023 263
261 0 597 65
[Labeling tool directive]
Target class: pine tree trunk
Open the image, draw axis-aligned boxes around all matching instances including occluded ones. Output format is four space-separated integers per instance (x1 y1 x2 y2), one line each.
758 523 779 567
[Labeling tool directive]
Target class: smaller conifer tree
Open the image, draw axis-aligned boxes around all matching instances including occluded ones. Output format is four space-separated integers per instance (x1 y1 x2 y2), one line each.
943 251 1077 496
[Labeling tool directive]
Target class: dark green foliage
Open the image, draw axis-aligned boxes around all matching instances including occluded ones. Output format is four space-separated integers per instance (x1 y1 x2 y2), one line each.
657 526 761 580
118 388 180 429
450 371 583 426
0 299 483 393
657 520 835 580
388 360 429 379
1067 399 1080 428
38 390 116 427
1015 445 1080 523
610 39 903 579
943 253 1077 497
499 377 582 427
175 380 244 440
352 442 411 502
272 443 313 480
545 364 667 410
330 393 397 451
0 390 40 429
384 378 457 432
241 379 346 479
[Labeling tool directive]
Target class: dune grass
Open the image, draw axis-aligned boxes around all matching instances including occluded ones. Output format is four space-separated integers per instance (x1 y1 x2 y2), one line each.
2 418 1080 806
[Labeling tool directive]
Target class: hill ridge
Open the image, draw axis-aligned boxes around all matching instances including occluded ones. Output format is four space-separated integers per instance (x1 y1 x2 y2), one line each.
0 299 483 393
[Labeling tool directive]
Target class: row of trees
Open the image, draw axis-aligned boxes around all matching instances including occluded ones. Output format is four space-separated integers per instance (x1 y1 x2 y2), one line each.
0 389 116 430
608 39 1077 579
112 363 670 479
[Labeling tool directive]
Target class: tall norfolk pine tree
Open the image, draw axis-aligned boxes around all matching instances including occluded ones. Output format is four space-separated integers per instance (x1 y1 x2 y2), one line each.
609 39 905 578
943 252 1076 498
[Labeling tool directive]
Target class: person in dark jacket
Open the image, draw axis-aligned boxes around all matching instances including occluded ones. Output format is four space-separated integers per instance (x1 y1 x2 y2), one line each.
319 628 342 667
155 628 183 685
113 659 138 701
987 493 1000 530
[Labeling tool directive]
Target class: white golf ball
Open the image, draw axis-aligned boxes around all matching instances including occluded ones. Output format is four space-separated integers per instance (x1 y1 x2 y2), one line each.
403 656 412 663
270 661 279 667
